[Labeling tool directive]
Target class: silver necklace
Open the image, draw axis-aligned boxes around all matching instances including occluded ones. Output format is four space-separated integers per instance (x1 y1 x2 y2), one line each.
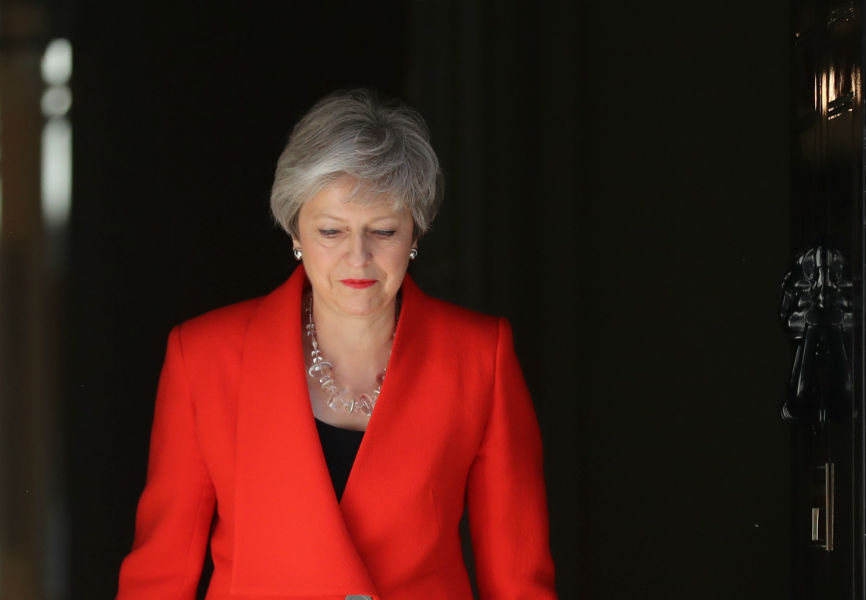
304 295 392 416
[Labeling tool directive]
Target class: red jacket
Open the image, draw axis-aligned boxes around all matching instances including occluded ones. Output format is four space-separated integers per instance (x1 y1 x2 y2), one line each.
116 266 557 599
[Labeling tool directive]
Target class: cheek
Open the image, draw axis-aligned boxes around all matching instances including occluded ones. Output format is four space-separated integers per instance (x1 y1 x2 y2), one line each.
303 249 335 281
383 256 410 284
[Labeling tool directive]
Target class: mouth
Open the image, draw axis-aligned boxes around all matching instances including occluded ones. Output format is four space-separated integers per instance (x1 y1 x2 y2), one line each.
340 279 377 289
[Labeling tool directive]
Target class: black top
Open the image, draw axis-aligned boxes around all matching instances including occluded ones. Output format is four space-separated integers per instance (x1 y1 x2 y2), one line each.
314 418 365 501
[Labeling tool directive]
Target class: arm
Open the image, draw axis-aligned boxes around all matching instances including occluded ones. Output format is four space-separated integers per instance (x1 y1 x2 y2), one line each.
116 325 216 599
467 318 558 599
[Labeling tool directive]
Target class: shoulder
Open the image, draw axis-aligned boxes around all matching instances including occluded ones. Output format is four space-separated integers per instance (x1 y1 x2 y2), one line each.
172 267 303 359
403 277 506 353
420 293 500 332
180 296 263 338
171 296 264 366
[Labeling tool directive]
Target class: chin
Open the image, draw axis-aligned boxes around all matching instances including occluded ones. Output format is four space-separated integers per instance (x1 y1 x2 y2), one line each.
336 299 382 317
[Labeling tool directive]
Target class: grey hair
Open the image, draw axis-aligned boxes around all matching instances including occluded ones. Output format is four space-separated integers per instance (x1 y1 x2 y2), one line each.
270 89 443 240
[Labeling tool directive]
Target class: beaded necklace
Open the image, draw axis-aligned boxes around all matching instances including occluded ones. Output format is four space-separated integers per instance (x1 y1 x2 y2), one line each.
304 295 394 416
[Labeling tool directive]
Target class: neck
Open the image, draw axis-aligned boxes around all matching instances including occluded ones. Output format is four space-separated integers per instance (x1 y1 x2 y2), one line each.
308 293 397 364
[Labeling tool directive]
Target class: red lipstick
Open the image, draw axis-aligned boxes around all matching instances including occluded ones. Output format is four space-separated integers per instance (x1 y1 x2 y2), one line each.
340 279 376 289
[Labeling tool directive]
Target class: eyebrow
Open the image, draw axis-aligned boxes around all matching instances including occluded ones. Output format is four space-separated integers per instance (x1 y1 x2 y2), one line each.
313 213 400 223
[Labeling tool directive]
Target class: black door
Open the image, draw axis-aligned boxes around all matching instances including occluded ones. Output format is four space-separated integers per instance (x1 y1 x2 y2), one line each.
788 0 865 597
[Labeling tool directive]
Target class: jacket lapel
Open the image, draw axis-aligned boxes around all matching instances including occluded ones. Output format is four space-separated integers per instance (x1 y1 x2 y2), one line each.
339 274 424 507
336 275 449 583
231 265 377 596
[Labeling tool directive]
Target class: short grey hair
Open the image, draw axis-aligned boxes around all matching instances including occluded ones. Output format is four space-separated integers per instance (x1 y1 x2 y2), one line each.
270 89 443 240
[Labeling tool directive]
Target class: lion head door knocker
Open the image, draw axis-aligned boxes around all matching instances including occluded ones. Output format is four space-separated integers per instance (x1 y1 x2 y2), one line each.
779 246 854 425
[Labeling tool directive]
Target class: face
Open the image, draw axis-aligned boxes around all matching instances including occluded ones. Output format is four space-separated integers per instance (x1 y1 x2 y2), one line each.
295 177 415 319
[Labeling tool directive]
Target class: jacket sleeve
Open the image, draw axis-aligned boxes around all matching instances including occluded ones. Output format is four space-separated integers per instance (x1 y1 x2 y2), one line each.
116 325 216 599
466 318 558 599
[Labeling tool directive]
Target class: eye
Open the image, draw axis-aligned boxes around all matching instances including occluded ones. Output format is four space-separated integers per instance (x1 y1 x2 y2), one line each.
373 230 396 237
318 229 341 237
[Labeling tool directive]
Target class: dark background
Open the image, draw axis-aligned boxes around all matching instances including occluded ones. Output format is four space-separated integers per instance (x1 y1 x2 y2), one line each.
0 1 794 598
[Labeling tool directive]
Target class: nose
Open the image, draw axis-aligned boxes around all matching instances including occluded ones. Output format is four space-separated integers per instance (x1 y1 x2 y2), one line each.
344 232 372 267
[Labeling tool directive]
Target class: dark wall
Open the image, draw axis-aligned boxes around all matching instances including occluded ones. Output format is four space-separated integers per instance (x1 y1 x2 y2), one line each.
63 1 791 599
573 1 793 598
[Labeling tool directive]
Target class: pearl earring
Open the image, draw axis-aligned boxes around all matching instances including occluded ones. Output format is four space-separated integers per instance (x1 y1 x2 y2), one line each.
409 248 418 260
293 248 303 261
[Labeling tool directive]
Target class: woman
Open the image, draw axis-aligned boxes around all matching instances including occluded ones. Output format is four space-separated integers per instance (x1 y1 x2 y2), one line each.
116 89 557 599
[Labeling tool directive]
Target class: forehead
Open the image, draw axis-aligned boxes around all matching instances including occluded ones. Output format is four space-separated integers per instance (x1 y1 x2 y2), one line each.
301 178 409 221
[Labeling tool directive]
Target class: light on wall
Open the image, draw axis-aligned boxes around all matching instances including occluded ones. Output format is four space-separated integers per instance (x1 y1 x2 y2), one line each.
815 62 860 120
40 38 72 229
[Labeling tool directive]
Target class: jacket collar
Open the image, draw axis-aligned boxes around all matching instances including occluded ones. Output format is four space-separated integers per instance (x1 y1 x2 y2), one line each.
231 265 426 596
